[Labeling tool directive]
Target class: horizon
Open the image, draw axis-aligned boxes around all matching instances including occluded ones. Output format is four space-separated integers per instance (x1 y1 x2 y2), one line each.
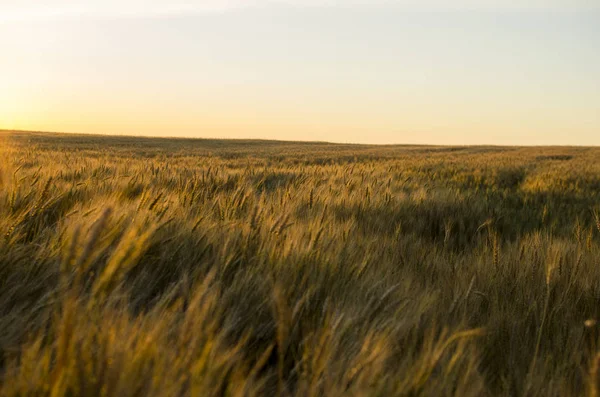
1 1 599 145
4 128 598 148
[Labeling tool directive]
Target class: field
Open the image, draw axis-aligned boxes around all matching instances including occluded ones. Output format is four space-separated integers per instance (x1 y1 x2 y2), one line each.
1 131 600 396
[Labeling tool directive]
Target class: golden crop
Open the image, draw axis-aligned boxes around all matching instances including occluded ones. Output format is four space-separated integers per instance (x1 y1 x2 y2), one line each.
1 131 599 396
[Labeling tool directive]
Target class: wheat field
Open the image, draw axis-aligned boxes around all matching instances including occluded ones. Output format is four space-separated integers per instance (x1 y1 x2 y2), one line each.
1 131 600 396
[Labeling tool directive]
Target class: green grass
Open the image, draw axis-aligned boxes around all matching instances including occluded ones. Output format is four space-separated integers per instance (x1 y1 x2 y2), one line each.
1 130 600 396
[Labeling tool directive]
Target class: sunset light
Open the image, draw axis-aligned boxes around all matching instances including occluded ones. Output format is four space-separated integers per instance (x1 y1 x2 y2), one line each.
1 1 599 144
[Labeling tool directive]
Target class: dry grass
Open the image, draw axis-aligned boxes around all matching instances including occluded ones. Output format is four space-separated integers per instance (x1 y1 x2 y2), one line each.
1 131 600 396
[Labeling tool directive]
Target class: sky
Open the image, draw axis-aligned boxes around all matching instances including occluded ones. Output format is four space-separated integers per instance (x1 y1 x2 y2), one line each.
0 1 599 145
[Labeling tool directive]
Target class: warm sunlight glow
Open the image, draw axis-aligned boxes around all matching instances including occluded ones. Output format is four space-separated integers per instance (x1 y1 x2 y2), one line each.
1 1 599 144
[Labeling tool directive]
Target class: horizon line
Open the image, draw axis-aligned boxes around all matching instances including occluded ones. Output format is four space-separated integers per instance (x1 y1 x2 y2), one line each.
2 129 597 149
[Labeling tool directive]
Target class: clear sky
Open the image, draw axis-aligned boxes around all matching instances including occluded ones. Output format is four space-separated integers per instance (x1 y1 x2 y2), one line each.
1 1 599 145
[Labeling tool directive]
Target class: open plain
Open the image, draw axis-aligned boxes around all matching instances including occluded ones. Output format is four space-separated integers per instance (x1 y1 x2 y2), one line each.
1 131 600 396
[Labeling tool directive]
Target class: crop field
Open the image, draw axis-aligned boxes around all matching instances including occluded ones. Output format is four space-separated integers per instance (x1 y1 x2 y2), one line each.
1 131 600 396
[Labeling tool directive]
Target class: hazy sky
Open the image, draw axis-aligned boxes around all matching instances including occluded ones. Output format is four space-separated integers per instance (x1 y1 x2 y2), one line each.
1 1 599 145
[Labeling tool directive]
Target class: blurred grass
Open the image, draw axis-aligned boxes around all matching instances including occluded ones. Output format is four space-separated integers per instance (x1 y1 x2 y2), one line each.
1 130 600 396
